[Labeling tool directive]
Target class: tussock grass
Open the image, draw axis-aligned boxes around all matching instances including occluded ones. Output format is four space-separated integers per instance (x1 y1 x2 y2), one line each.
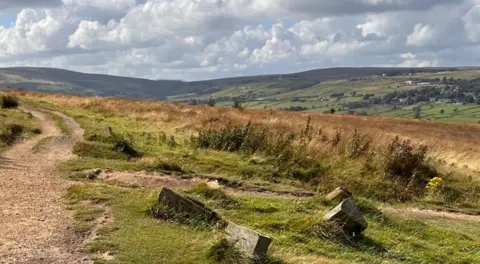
0 107 40 148
1 94 19 109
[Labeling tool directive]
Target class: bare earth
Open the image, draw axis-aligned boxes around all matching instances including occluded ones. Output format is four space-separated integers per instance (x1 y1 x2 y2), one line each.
0 107 90 264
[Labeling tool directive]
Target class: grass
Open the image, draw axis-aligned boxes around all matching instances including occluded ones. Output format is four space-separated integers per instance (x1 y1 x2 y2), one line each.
47 111 71 135
0 107 41 149
65 183 480 264
5 90 479 263
13 91 480 201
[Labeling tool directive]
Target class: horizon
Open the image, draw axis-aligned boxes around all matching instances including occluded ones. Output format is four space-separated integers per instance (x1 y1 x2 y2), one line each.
0 65 476 83
1 1 480 81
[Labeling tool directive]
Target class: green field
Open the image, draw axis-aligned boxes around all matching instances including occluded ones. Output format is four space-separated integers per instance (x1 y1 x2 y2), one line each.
167 70 480 123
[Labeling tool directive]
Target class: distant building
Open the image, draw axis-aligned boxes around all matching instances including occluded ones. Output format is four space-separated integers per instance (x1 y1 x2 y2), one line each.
418 82 431 86
404 80 415 85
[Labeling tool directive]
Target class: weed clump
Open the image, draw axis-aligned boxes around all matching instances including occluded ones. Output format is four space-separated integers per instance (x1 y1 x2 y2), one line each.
73 141 130 160
207 239 245 264
0 123 24 145
189 183 237 208
382 136 436 192
111 133 141 158
1 95 19 109
191 119 323 182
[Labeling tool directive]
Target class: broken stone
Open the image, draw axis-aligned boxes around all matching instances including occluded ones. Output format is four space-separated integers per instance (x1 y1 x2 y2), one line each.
324 198 368 236
157 187 222 224
326 187 352 203
103 126 113 137
226 221 272 259
206 180 221 190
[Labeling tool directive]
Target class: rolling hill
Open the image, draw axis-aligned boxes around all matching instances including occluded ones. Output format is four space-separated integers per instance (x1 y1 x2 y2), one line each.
0 66 462 99
3 66 480 123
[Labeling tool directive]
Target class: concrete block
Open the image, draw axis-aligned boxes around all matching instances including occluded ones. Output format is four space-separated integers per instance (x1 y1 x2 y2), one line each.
226 221 271 259
324 198 368 235
158 187 222 224
326 187 352 203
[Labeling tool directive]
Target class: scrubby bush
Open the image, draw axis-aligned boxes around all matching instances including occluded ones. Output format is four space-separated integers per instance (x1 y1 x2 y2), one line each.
0 123 24 145
1 95 19 109
382 136 436 188
347 130 372 159
111 134 141 158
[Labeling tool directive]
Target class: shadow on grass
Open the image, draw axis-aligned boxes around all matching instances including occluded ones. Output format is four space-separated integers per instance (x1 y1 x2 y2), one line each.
347 234 388 254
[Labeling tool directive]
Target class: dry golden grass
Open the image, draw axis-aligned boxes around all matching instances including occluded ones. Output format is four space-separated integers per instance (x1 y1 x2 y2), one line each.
12 90 480 172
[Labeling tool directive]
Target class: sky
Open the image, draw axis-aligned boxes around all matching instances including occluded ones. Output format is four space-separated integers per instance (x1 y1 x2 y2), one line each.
0 0 480 81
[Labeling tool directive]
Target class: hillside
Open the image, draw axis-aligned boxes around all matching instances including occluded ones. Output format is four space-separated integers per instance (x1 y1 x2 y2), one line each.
3 66 480 123
0 66 463 99
2 90 480 263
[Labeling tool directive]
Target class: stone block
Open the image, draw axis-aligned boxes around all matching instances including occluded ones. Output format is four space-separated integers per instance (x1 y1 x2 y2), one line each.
326 187 352 203
226 221 272 259
324 198 368 235
158 187 222 224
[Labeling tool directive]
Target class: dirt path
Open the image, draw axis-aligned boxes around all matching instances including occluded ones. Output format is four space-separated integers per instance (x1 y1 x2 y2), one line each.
382 207 480 222
0 106 89 264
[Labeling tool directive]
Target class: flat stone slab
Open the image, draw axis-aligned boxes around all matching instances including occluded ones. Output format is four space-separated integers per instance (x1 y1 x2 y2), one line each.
226 221 272 259
158 187 222 224
326 187 352 203
324 198 368 235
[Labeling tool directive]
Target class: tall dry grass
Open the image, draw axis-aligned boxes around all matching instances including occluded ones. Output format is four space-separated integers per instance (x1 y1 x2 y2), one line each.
11 90 480 172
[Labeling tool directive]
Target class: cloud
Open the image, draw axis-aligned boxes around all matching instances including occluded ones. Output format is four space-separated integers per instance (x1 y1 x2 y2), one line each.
463 4 480 42
0 0 478 80
407 24 436 47
0 0 62 11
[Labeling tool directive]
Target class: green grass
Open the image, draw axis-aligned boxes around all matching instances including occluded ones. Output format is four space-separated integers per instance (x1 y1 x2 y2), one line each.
0 107 41 149
66 183 480 264
47 111 71 135
19 95 480 263
164 70 480 123
379 104 480 123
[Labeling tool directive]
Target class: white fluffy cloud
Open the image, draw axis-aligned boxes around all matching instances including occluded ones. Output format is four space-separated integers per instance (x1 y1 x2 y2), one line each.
0 0 478 80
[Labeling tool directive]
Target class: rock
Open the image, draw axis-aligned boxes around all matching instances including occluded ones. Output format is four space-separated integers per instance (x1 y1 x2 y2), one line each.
324 198 368 236
326 187 352 203
226 221 272 259
103 126 113 137
157 187 222 224
87 169 102 180
206 180 221 190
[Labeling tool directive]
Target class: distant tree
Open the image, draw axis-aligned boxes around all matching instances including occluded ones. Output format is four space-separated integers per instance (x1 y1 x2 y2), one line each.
414 111 421 119
232 99 243 110
330 108 336 114
207 97 216 107
442 76 447 84
453 107 458 113
413 106 421 119
190 99 198 105
440 109 445 114
465 95 475 104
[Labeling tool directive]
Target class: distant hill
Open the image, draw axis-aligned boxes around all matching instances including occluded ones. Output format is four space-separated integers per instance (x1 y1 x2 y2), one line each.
0 66 463 100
